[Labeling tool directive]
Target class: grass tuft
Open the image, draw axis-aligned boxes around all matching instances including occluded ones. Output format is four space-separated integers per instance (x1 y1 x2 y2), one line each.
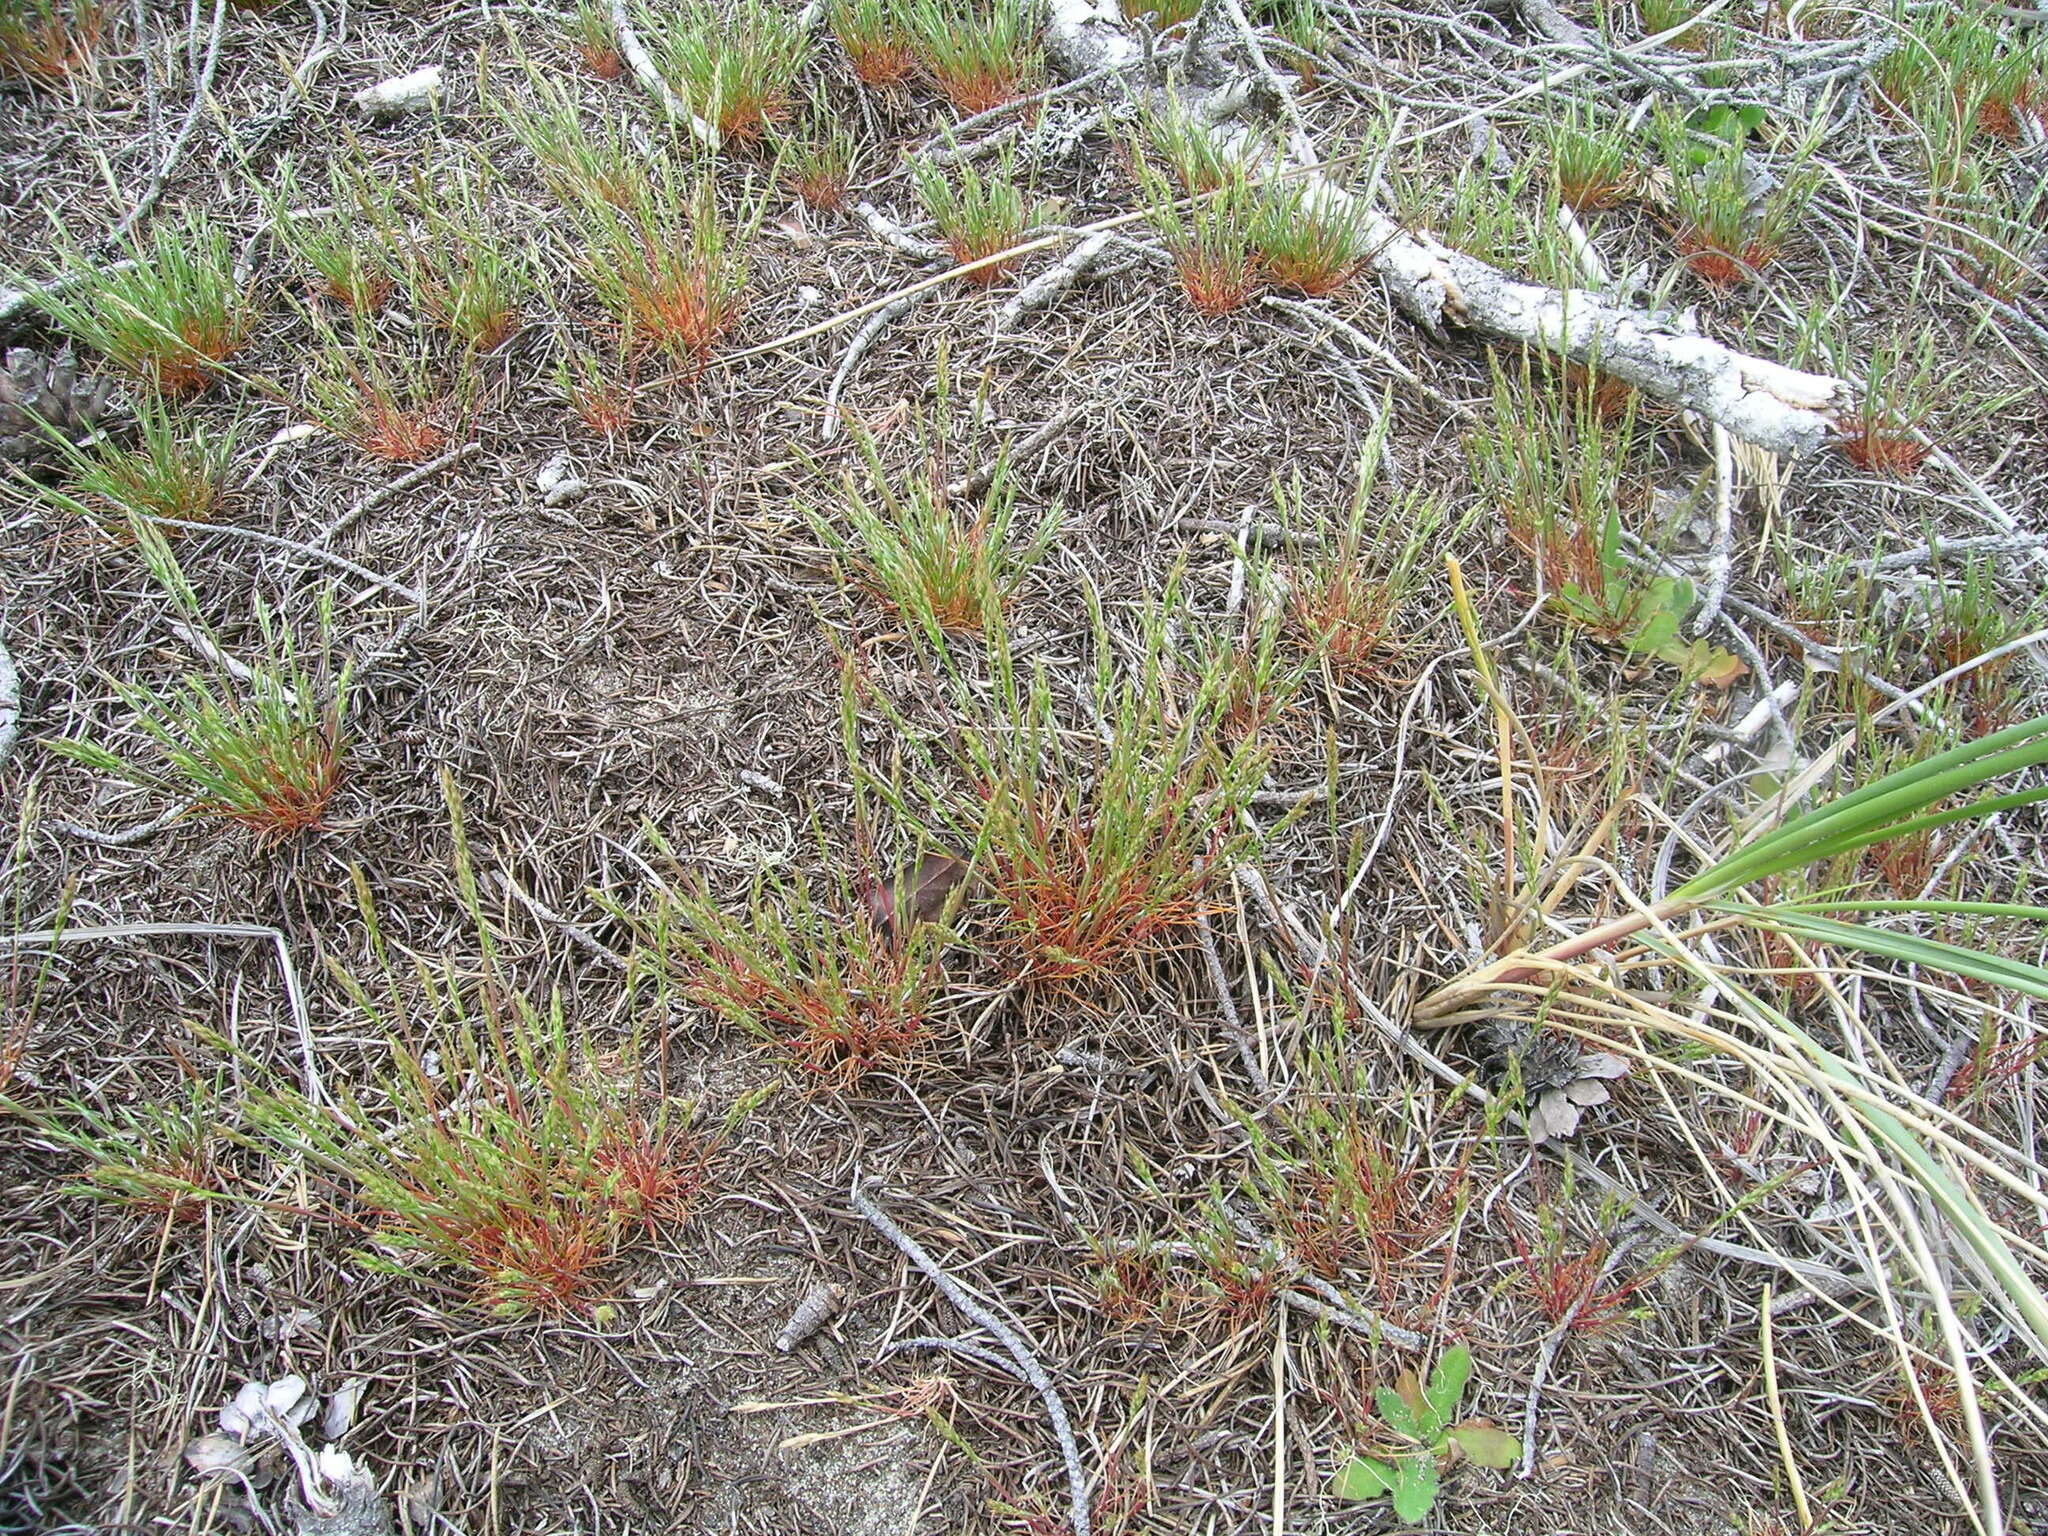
831 0 917 87
1137 98 1245 195
557 327 642 440
648 0 809 141
25 1080 227 1221
402 161 533 352
1800 319 2012 479
813 422 1060 643
1657 111 1815 288
500 74 651 211
260 997 725 1314
1276 449 1449 681
304 319 467 462
23 215 252 395
1251 179 1374 296
912 0 1043 115
911 147 1045 283
46 530 350 840
41 395 240 529
629 845 959 1084
782 105 859 212
242 788 740 1316
1139 161 1262 315
566 0 625 78
575 158 758 370
865 582 1277 984
269 157 406 314
1543 95 1631 211
0 0 104 84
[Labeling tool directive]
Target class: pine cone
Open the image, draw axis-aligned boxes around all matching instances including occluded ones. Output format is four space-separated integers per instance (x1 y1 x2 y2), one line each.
0 346 124 466
1477 1016 1629 1145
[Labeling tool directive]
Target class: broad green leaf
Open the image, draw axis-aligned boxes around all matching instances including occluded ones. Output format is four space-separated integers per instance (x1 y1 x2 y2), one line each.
1395 1367 1425 1420
1423 1346 1470 1432
1377 1381 1422 1440
1331 1455 1398 1501
1448 1422 1520 1468
1678 639 1747 688
1628 606 1680 653
1392 1453 1440 1523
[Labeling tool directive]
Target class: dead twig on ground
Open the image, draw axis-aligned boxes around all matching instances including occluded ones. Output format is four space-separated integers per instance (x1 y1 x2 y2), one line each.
109 0 228 243
0 922 320 1103
851 1172 1092 1536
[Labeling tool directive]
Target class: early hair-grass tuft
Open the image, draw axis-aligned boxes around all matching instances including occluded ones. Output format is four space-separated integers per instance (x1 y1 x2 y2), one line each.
912 0 1043 115
23 214 253 395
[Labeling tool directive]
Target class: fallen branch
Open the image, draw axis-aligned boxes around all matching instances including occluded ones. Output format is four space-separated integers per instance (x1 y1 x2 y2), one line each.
851 1173 1091 1536
44 802 196 847
0 635 18 770
0 922 320 1103
314 441 483 547
945 404 1086 501
609 0 720 147
855 202 948 264
998 231 1115 331
1038 0 1847 454
822 291 925 443
110 0 227 242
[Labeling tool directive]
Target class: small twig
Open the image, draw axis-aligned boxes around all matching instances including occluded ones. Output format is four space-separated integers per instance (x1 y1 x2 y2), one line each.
165 618 255 683
1279 1287 1426 1351
851 1173 1091 1536
997 231 1113 332
1759 1283 1814 1533
0 635 19 770
945 405 1085 501
110 0 228 242
1258 296 1474 421
138 515 428 607
822 292 924 443
0 261 141 334
855 202 948 264
1847 533 2048 573
44 802 196 847
1223 501 1255 617
1693 423 1734 632
1196 898 1271 1096
879 1335 1029 1382
496 873 629 970
0 922 320 1104
314 442 482 547
1518 1229 1644 1476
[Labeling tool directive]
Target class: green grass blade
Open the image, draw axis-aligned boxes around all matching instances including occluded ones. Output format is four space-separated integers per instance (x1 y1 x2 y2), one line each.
1675 716 2048 900
1728 905 2048 1005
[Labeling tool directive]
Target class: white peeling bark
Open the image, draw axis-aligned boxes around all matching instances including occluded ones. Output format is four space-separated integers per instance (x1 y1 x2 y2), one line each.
1038 0 1847 455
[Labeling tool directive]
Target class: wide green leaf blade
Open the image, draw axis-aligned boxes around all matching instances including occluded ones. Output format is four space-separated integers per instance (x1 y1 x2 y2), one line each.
1674 716 2048 901
1376 1384 1422 1439
1392 1454 1440 1523
1447 1422 1520 1468
1331 1455 1398 1502
1732 907 2048 1005
1423 1345 1470 1433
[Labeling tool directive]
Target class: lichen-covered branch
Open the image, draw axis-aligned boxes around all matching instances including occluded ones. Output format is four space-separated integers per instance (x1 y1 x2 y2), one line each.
1036 0 1847 455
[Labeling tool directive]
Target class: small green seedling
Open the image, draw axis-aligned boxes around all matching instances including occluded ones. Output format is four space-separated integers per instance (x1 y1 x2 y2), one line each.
1332 1345 1517 1521
1548 545 1745 688
1680 99 1767 161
